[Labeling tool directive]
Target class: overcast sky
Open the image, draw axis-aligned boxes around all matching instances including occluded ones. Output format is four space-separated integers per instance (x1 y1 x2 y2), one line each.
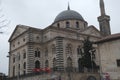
0 0 120 75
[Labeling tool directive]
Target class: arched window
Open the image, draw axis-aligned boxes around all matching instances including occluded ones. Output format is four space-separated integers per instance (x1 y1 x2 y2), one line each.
35 48 41 58
45 60 49 68
78 58 84 72
52 44 56 54
23 50 26 59
66 21 70 28
36 36 39 40
53 58 57 71
18 64 20 75
23 70 26 75
23 62 26 75
67 57 72 67
117 59 120 67
35 51 37 57
67 57 73 72
76 22 79 28
13 57 15 63
45 48 48 57
35 60 40 68
57 23 60 28
23 62 26 69
38 51 40 57
13 66 15 76
77 46 82 56
18 53 20 61
18 64 20 70
66 44 72 55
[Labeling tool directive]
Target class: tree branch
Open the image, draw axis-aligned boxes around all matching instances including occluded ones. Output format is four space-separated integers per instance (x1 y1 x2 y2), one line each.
0 20 10 28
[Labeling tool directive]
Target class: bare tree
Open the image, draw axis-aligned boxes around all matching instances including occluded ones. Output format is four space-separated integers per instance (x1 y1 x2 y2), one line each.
0 1 10 34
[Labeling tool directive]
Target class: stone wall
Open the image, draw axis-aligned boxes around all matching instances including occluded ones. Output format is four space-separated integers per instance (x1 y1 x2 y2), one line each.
98 39 120 80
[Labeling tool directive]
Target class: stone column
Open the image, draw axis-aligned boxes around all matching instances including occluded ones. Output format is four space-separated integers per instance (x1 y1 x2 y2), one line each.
27 29 35 73
56 36 64 71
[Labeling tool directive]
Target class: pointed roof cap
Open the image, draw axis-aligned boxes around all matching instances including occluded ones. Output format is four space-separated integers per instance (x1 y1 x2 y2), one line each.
68 2 70 10
100 0 106 15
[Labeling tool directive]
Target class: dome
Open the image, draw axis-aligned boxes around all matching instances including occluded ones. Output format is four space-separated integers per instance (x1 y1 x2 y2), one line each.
54 9 84 23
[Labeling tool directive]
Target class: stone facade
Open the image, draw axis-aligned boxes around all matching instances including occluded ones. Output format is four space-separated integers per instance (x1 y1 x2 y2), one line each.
96 34 120 80
8 0 116 80
8 24 101 78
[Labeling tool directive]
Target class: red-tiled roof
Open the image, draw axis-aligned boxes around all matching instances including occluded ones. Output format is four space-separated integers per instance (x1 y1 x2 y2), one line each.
95 33 120 43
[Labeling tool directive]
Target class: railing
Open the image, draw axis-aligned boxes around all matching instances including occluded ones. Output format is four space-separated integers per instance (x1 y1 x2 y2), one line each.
8 67 99 80
65 67 99 73
9 72 49 80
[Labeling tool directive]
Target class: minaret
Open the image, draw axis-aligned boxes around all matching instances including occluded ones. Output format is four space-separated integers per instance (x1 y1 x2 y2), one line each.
98 0 111 36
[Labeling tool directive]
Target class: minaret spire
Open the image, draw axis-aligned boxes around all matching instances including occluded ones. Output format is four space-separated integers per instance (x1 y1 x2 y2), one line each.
100 0 106 15
68 2 70 10
98 0 111 36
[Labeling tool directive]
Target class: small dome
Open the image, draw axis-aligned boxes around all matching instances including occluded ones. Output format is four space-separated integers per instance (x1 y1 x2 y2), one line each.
54 9 84 23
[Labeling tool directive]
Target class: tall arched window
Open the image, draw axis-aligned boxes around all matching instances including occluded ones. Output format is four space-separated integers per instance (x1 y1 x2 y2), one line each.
23 62 26 69
18 64 20 75
18 53 20 61
13 66 15 77
78 58 84 72
18 64 20 70
13 57 15 63
23 62 26 75
35 48 41 58
45 60 49 68
67 57 72 67
53 58 57 71
23 70 26 75
76 22 79 28
23 50 26 59
66 44 72 55
77 46 82 56
67 57 73 72
35 60 40 68
45 48 48 57
35 51 37 57
38 51 40 57
52 44 56 54
66 21 70 28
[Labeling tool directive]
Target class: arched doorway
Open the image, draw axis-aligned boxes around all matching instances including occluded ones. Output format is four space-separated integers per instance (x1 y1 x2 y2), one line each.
67 57 73 72
53 58 57 71
35 60 40 68
78 58 84 72
45 60 49 68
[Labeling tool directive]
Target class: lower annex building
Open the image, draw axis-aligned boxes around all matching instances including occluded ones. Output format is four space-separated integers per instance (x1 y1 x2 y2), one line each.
8 0 120 80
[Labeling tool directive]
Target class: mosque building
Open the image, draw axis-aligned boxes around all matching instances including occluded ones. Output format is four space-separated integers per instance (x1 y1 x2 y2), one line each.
8 0 120 80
